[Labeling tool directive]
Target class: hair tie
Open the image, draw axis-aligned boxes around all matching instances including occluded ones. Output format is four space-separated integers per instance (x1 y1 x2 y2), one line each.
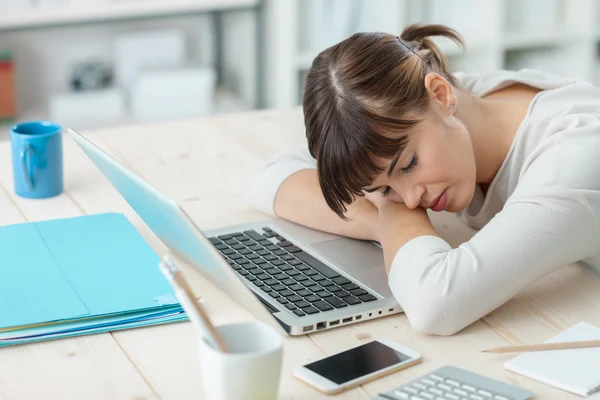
397 36 430 65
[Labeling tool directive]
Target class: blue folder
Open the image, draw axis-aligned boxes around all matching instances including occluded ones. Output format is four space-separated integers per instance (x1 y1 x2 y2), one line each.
0 213 186 346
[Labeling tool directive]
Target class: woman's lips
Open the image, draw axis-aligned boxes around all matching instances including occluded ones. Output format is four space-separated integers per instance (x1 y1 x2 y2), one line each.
431 190 448 212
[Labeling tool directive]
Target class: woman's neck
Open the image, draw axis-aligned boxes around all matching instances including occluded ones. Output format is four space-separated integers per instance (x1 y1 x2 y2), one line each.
454 85 540 185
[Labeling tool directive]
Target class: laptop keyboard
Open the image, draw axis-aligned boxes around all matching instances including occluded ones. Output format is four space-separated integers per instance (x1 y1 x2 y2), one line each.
208 227 378 317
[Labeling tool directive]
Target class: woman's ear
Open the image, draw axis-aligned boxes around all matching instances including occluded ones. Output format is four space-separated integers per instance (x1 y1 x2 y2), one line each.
424 72 456 113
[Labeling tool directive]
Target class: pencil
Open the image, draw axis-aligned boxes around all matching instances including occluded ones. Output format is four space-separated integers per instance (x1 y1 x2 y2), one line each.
482 340 600 353
159 254 230 353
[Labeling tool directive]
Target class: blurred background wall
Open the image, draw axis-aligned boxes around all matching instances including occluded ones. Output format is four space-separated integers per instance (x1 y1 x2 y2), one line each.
0 0 598 131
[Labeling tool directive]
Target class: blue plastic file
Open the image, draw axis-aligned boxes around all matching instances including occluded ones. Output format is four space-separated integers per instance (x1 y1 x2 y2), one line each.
0 213 185 344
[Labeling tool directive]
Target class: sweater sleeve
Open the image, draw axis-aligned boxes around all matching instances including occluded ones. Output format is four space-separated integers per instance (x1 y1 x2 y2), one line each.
388 185 599 336
247 146 317 216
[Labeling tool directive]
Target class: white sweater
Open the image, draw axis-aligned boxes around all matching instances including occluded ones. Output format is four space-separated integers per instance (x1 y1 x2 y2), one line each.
248 69 600 335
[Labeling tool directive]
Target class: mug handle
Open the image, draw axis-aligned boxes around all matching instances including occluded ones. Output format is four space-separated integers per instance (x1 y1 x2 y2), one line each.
20 145 35 190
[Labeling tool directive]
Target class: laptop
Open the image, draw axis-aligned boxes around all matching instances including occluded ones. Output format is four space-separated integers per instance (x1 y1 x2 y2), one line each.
67 127 401 335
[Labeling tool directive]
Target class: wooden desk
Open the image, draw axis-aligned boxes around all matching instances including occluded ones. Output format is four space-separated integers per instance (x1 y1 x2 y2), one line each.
1 108 599 400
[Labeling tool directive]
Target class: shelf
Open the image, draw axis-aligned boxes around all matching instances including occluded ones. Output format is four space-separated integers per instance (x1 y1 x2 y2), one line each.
0 0 259 31
501 30 580 50
11 87 250 131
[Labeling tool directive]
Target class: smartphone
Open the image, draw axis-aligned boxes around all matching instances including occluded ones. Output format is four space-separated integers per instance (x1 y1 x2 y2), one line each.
293 339 422 395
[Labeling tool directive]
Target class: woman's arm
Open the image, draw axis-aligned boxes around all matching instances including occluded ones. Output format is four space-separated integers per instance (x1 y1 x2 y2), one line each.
274 169 378 241
377 185 599 336
248 147 378 240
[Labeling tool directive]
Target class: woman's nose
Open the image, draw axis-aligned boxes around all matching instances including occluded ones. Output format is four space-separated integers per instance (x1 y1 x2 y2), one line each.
400 185 425 209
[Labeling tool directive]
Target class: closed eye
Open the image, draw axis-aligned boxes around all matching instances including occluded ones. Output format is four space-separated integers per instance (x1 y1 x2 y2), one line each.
401 155 418 173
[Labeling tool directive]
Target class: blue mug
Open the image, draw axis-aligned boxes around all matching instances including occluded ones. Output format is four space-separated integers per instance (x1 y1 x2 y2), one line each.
10 121 63 199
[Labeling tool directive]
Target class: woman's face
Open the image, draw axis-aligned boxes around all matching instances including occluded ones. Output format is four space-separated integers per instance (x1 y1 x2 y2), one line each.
364 112 477 213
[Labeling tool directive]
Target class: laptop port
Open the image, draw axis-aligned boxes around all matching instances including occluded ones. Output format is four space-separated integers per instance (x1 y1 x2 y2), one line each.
316 322 326 330
303 325 313 332
389 308 394 312
329 320 340 326
355 315 362 320
342 317 352 323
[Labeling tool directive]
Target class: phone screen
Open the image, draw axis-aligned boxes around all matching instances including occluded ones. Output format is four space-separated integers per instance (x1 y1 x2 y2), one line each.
304 341 411 384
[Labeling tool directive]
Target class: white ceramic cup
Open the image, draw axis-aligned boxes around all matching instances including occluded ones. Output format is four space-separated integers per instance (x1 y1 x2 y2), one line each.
198 321 284 400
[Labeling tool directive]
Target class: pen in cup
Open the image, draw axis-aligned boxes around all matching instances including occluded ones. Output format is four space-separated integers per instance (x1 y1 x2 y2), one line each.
159 254 229 353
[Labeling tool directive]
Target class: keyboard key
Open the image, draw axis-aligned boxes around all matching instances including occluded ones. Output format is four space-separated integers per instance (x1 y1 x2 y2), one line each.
282 278 296 286
294 275 309 282
446 379 460 387
278 240 293 247
303 306 319 315
259 239 272 246
325 297 348 308
271 259 285 266
247 268 262 275
359 294 377 302
214 243 228 250
235 259 250 265
257 250 270 256
313 300 334 311
224 239 237 245
453 388 468 396
280 290 295 297
256 274 270 281
294 251 341 278
477 390 492 397
393 391 410 399
320 280 335 287
288 295 303 303
303 269 317 276
284 303 296 310
430 374 444 382
288 259 303 266
238 248 252 255
262 227 273 232
231 244 245 250
264 279 279 286
305 295 320 303
493 396 510 400
316 291 333 298
264 268 279 275
221 249 235 255
296 289 312 297
208 237 221 244
272 284 287 292
341 283 359 291
276 297 288 304
285 268 300 275
469 395 484 400
261 286 273 292
266 245 279 251
312 274 327 282
332 276 351 285
307 285 324 292
274 249 287 256
344 296 362 305
295 301 311 309
238 270 249 276
263 231 275 238
350 288 368 296
419 392 435 399
246 275 257 282
269 292 280 299
273 273 288 280
243 230 267 241
250 245 262 251
289 284 304 291
264 254 278 261
217 234 236 240
246 253 259 260
293 309 306 317
329 285 343 292
286 246 302 253
229 254 243 260
444 393 459 400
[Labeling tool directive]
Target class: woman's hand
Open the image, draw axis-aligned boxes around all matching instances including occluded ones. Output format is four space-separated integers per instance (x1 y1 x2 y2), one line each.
362 192 438 271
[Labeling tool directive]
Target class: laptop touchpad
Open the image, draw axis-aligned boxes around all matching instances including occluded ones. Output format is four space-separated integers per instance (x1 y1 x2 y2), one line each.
310 238 392 296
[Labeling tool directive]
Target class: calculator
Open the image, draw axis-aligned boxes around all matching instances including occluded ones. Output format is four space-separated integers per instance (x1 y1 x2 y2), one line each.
374 365 533 400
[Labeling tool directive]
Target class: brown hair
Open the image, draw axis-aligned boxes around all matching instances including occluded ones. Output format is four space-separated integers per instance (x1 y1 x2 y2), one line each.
303 24 465 219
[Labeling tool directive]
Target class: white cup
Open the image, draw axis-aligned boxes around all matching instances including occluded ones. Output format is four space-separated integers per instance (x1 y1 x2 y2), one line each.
198 321 284 400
